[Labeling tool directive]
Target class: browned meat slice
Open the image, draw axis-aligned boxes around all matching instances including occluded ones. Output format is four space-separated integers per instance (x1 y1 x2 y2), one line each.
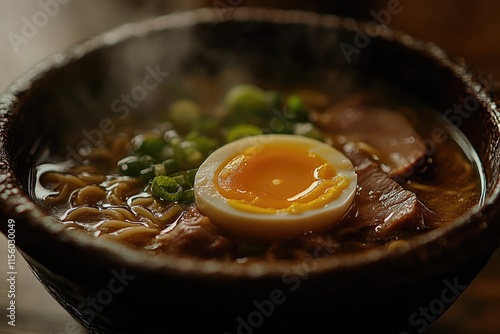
313 93 427 180
342 143 425 239
157 204 230 258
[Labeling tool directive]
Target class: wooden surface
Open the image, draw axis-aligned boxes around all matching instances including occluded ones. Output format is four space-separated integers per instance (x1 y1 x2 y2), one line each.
1 1 500 333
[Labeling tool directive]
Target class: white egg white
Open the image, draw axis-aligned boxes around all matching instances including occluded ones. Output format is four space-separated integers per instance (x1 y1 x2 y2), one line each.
194 134 357 238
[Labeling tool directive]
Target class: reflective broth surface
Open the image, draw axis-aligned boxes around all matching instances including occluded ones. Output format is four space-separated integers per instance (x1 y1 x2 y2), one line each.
33 73 484 262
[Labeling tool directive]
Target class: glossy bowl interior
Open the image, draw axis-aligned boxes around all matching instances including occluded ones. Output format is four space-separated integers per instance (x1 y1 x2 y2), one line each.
1 8 500 334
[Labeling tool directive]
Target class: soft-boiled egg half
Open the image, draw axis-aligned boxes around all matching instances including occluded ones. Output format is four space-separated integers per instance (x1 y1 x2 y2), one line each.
194 134 357 237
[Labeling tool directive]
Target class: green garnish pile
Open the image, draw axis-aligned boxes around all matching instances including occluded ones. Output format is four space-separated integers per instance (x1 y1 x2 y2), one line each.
116 84 325 203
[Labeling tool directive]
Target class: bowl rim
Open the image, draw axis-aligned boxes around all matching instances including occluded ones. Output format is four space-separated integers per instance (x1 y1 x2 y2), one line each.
1 7 500 279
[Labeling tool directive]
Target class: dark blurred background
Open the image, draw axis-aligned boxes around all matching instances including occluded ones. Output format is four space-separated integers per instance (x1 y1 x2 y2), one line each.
0 1 499 333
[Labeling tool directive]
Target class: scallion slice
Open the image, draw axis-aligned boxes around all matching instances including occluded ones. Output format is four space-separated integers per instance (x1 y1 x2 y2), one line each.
225 124 263 143
185 168 198 187
118 155 155 177
180 189 195 204
151 176 183 202
162 158 179 175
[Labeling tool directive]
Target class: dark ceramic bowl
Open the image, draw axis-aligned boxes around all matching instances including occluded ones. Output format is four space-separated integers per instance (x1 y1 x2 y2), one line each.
1 8 499 334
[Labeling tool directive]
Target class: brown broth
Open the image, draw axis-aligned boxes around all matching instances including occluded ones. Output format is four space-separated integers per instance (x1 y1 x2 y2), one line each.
33 79 484 262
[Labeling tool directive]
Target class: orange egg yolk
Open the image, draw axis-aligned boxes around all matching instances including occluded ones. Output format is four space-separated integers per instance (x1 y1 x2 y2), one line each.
215 143 349 214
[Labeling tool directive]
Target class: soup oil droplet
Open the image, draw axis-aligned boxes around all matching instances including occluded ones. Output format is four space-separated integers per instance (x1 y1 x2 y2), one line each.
272 179 282 186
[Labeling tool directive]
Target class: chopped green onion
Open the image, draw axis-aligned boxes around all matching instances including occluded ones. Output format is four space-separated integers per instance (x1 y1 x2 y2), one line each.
171 174 188 189
118 155 155 177
139 166 155 182
155 145 175 162
185 169 197 187
180 189 195 204
191 118 220 136
226 124 263 143
164 129 180 142
153 163 166 176
171 141 183 166
224 84 270 119
151 176 183 202
134 136 166 159
287 94 309 122
168 169 197 190
146 159 184 181
169 99 202 128
185 131 218 155
162 158 179 175
174 141 203 169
